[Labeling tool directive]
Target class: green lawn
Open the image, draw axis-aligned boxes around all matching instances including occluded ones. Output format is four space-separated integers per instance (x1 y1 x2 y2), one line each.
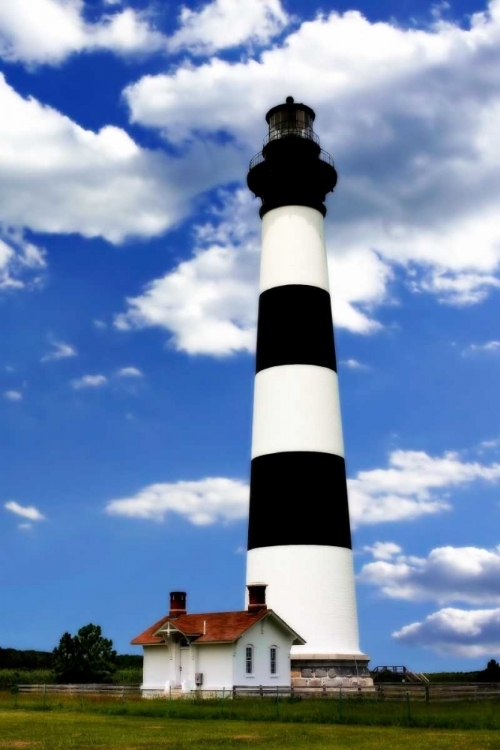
4 691 500 730
1 711 500 750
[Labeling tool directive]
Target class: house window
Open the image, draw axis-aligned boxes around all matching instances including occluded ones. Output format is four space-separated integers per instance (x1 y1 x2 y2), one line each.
245 645 253 675
270 646 278 675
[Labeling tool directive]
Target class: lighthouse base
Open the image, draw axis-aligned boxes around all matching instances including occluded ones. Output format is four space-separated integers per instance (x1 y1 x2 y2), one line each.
291 654 374 690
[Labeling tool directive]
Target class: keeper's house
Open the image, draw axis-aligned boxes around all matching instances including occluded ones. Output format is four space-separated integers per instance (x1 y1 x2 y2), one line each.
131 585 304 695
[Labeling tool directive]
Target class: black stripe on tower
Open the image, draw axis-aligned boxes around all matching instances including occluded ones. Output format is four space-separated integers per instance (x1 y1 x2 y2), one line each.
247 452 352 550
256 285 337 373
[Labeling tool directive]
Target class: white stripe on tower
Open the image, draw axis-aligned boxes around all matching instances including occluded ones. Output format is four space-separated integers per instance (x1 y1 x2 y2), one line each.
245 98 365 661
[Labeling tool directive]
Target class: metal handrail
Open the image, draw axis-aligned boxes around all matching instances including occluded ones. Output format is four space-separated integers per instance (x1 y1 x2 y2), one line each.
249 151 265 170
248 147 335 172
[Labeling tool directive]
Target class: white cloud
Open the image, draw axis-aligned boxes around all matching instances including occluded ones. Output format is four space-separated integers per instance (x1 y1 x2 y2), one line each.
106 445 500 529
115 190 259 355
123 1 500 332
359 544 500 604
393 607 500 657
0 74 242 244
41 340 77 362
0 0 166 66
168 0 288 55
105 477 249 525
412 270 500 306
481 437 500 450
341 359 369 370
363 541 402 560
116 366 143 378
18 523 33 530
72 374 108 389
3 390 22 401
0 233 46 290
115 189 391 354
93 319 107 330
4 500 45 521
0 0 290 66
348 449 500 528
464 341 500 355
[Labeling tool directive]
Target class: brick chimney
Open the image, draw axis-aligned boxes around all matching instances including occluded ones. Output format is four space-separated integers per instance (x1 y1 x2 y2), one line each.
247 583 267 613
169 591 187 617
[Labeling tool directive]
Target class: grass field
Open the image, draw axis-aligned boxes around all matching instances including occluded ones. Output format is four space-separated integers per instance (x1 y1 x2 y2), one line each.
3 691 500 730
2 710 500 750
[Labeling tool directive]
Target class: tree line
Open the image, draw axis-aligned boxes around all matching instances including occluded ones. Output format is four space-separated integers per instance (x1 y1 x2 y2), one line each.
1 624 141 683
3 624 500 684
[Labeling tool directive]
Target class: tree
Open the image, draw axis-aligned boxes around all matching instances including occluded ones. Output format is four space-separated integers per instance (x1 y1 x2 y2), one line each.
52 624 117 683
477 659 500 683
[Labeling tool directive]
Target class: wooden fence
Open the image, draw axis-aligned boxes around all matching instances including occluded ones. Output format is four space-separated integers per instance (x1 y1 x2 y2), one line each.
17 684 140 696
233 683 500 702
14 682 500 702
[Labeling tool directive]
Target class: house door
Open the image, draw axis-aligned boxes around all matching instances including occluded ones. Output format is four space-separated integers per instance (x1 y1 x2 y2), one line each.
178 647 189 687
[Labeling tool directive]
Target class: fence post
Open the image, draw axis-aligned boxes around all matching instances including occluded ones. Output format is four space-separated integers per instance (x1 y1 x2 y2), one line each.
339 688 343 720
43 683 47 710
406 691 411 725
425 685 429 704
276 686 280 718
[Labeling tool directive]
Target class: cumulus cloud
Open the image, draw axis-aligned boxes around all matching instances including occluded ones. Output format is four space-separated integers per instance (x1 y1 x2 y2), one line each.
0 74 242 244
72 374 108 389
359 544 500 604
393 607 500 657
4 500 45 521
41 340 77 362
106 445 500 528
114 190 259 355
116 366 143 378
105 477 249 525
363 541 402 560
413 271 500 306
168 0 289 55
0 0 166 66
348 449 500 528
115 189 390 354
0 0 290 66
123 2 500 338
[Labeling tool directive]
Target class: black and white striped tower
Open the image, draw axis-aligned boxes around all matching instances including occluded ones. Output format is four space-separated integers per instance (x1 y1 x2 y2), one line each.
246 98 369 678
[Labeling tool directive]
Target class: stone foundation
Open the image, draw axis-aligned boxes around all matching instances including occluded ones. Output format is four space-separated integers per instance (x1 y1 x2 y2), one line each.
291 657 374 690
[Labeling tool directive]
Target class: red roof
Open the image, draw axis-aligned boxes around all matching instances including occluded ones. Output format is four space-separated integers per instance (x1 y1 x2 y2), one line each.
131 608 304 646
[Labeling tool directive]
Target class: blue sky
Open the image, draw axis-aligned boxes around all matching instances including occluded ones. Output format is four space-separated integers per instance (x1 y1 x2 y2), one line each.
2 0 500 673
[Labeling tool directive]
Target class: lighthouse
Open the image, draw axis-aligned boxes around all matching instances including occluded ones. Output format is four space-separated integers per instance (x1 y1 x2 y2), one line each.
245 98 370 682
